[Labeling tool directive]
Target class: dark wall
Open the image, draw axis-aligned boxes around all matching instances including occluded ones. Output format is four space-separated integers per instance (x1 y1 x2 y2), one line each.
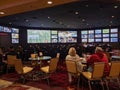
0 33 11 50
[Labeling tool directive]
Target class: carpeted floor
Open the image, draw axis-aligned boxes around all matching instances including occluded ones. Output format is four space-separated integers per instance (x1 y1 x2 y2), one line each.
0 61 119 90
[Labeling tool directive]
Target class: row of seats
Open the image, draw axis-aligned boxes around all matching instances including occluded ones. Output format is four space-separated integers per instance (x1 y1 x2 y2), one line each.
66 60 120 90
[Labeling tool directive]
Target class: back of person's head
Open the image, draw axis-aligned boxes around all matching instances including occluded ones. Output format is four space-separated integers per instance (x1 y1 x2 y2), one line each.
68 47 76 56
95 47 103 53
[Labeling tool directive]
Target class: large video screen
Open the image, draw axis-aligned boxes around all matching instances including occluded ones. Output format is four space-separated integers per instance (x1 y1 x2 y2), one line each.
27 30 51 43
110 28 118 33
102 29 109 33
58 31 77 43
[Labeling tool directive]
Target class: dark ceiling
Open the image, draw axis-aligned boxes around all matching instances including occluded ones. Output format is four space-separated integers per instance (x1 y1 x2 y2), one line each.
0 0 120 30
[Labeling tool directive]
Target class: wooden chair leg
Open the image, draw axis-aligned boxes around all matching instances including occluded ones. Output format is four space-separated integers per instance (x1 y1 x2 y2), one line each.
88 81 92 90
100 80 104 90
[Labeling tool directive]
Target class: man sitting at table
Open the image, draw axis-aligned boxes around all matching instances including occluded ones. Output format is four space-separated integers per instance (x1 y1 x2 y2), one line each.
86 46 110 76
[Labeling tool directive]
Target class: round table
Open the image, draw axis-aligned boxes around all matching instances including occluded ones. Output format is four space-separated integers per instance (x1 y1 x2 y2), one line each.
29 56 51 66
29 56 51 61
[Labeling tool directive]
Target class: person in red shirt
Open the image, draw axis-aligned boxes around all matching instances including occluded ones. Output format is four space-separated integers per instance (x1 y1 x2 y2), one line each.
87 46 110 76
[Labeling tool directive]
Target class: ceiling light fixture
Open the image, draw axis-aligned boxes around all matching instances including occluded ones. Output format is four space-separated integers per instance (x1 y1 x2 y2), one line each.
114 5 118 9
111 15 115 18
75 12 79 15
47 1 53 4
0 12 5 15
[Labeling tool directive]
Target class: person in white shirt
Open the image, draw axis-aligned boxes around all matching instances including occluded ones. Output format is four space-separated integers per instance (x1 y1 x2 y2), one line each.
66 47 83 83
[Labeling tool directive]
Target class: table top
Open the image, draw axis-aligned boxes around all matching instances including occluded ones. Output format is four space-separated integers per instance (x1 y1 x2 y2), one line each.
111 55 120 59
29 56 51 61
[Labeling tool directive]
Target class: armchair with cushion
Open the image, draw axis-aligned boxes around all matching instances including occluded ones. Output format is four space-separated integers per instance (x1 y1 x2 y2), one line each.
40 58 59 85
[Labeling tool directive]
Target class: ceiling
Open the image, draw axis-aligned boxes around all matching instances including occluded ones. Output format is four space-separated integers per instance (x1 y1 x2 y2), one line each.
0 0 120 30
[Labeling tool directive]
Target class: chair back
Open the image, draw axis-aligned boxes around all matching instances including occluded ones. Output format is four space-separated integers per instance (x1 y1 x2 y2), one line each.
66 60 78 74
92 62 105 79
7 55 16 66
49 58 59 73
109 61 120 77
15 59 23 74
56 53 60 59
39 52 43 57
31 54 36 58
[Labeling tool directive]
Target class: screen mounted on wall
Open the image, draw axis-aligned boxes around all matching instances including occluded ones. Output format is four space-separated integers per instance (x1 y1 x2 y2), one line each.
58 31 77 43
27 30 51 43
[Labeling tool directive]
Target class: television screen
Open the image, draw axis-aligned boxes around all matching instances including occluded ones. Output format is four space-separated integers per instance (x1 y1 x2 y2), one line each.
11 28 19 33
3 27 11 33
110 38 118 42
12 38 19 43
82 39 87 42
51 38 58 43
58 31 77 43
12 33 19 38
88 34 94 38
110 28 118 33
81 31 87 34
103 34 109 37
51 30 57 34
81 34 87 38
103 38 109 42
95 39 102 42
27 30 51 43
51 35 57 38
95 34 101 38
95 29 101 33
102 29 109 33
88 39 94 42
110 34 118 37
0 26 4 32
88 30 94 34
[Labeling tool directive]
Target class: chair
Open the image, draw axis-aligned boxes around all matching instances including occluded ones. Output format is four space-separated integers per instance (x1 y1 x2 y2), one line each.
39 52 43 57
66 60 81 89
105 61 120 90
56 53 60 59
40 58 59 85
14 59 33 83
7 55 16 73
30 53 38 66
82 62 105 90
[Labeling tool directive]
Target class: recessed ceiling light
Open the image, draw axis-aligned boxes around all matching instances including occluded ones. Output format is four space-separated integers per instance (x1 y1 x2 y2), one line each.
48 16 50 19
114 5 118 9
111 15 115 18
75 12 79 15
0 12 5 15
47 1 53 4
82 19 85 22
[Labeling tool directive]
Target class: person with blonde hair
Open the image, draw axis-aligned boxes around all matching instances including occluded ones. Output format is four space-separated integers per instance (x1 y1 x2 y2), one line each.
66 47 83 83
87 46 110 76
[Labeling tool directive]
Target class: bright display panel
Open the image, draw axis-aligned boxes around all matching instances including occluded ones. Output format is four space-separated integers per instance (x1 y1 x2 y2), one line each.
27 30 51 43
58 31 77 43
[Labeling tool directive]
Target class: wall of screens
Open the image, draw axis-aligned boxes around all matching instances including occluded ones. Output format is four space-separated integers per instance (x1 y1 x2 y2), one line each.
0 26 19 43
27 29 77 43
81 28 118 43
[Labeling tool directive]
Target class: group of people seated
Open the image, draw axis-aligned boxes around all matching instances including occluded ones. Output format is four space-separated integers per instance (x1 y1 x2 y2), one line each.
65 46 110 84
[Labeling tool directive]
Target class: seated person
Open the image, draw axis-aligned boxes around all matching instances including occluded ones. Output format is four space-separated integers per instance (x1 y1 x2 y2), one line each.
86 46 110 76
5 46 17 60
0 47 7 74
66 47 83 83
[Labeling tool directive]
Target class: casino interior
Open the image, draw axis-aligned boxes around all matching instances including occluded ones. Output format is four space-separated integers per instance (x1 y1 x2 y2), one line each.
0 0 120 90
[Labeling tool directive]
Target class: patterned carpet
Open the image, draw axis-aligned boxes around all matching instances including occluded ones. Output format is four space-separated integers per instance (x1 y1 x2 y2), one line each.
0 79 41 90
0 62 119 90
